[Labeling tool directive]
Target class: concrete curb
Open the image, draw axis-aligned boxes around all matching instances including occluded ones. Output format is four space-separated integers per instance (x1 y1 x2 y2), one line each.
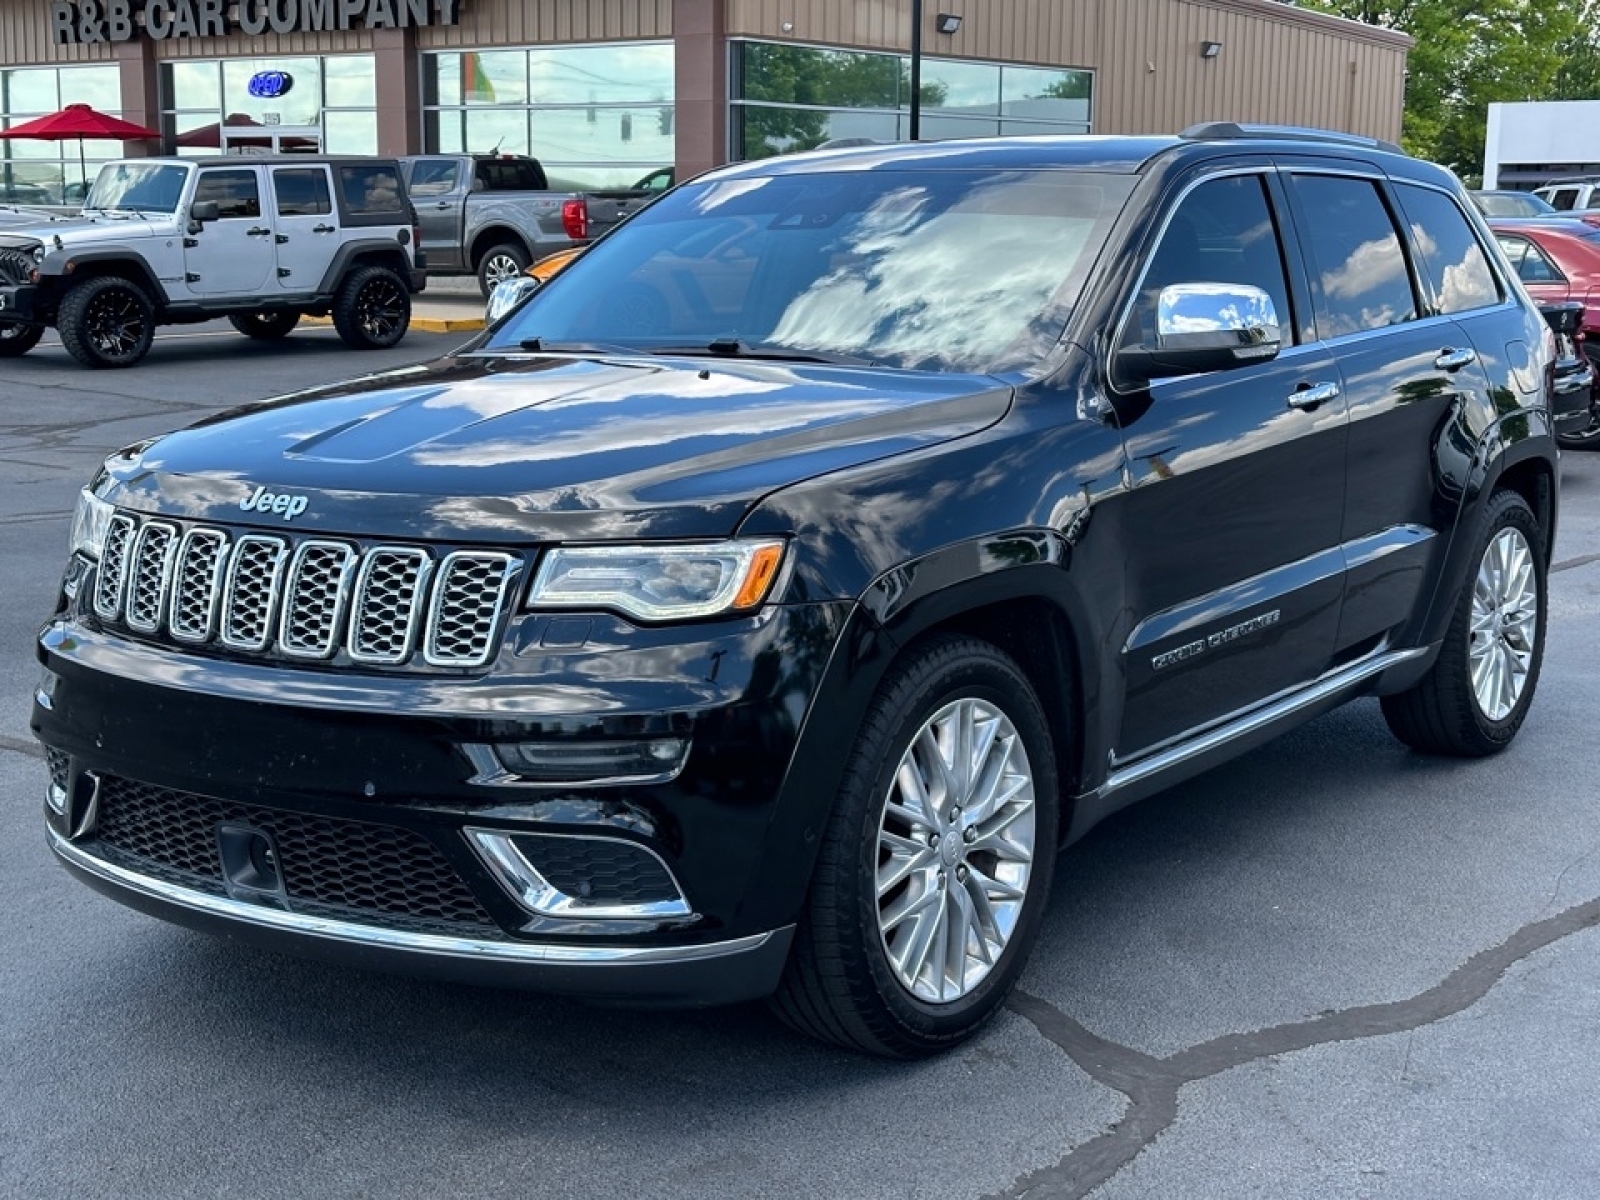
302 314 485 334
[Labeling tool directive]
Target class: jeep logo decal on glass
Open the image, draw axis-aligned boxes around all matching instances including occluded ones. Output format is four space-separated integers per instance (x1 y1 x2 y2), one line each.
240 485 308 521
247 71 294 100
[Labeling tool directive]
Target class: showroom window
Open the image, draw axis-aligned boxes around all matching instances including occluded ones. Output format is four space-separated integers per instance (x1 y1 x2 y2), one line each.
730 41 1092 161
422 43 673 191
0 65 122 204
161 56 378 156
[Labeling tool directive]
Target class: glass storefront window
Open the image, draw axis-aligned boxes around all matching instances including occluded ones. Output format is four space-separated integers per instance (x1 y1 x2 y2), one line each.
1 64 123 204
163 55 378 157
423 43 674 187
323 56 376 108
323 110 378 156
731 41 1094 161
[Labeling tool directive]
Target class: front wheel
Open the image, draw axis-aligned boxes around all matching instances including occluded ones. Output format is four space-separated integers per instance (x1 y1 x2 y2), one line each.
770 635 1059 1057
228 310 300 340
331 265 410 350
476 242 530 298
1382 489 1547 756
57 275 155 368
0 320 42 357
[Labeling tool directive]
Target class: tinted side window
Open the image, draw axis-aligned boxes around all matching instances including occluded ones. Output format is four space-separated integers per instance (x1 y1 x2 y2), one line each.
194 169 261 220
1393 183 1500 314
1547 188 1577 211
1290 174 1416 338
338 164 404 214
1126 173 1293 350
1494 234 1564 283
272 168 332 217
408 158 460 196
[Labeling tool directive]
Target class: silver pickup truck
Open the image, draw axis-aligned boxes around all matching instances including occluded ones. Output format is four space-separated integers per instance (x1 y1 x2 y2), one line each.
400 154 651 296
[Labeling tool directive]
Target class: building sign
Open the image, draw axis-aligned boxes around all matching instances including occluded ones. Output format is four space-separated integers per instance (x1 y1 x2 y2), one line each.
50 0 461 44
247 71 294 99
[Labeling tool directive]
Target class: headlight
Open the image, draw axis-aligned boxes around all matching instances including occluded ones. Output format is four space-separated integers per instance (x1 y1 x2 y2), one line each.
69 488 113 561
527 539 786 622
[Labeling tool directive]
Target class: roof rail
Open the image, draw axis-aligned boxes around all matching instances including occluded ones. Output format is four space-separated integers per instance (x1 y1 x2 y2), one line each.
1179 122 1403 157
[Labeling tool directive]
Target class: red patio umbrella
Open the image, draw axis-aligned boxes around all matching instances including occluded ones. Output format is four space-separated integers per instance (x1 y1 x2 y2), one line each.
0 102 161 200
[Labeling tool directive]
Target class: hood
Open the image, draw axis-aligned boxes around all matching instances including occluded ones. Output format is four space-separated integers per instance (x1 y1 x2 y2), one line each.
1 212 173 248
102 352 1013 543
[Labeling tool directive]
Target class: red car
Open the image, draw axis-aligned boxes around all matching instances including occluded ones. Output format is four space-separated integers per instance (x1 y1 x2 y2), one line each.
1491 217 1600 447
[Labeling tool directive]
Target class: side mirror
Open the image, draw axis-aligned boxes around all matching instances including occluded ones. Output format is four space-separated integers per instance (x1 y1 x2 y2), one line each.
187 200 219 234
1118 283 1281 384
486 276 539 323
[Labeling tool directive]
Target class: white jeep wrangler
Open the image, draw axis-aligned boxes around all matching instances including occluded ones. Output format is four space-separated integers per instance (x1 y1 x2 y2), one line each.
0 156 426 368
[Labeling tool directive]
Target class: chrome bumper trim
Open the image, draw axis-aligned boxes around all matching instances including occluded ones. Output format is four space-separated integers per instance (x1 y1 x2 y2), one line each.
48 827 781 967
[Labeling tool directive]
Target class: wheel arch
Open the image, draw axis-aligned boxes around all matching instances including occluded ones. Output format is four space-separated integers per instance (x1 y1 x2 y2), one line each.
468 227 532 270
314 241 413 295
46 254 169 310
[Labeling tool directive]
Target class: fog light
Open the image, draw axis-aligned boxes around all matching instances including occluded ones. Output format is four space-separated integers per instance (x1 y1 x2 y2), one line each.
467 828 692 919
463 737 690 787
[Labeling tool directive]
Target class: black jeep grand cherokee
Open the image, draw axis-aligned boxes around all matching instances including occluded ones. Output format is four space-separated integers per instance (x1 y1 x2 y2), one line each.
35 126 1557 1057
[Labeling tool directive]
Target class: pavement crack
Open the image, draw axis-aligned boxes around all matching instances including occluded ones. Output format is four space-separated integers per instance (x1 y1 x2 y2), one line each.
999 892 1600 1199
0 734 44 760
1551 550 1600 573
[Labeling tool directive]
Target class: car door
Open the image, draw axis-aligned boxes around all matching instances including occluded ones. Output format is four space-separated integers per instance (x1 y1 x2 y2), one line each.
1279 168 1497 655
404 156 465 271
1112 168 1349 760
268 165 339 293
184 166 274 297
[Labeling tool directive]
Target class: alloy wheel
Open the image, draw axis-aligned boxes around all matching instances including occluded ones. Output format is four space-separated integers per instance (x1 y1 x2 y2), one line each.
482 254 522 290
86 288 148 358
875 697 1036 1004
1468 526 1538 721
356 277 405 340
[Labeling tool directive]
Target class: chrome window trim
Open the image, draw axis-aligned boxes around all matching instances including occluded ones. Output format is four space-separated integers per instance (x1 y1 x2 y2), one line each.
123 520 180 634
219 533 289 651
347 545 433 665
167 527 231 644
277 538 358 660
49 826 770 967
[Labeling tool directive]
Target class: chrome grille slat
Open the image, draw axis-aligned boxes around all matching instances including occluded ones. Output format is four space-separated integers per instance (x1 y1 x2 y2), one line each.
124 521 179 633
220 535 289 651
424 552 520 668
92 512 521 670
93 514 137 621
279 540 358 659
168 529 229 643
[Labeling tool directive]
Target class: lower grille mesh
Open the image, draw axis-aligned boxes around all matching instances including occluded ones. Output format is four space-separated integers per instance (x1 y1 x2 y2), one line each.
521 836 681 906
94 775 497 931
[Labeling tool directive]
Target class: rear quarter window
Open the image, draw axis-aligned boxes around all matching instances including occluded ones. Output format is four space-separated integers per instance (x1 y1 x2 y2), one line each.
337 164 406 215
1392 183 1501 314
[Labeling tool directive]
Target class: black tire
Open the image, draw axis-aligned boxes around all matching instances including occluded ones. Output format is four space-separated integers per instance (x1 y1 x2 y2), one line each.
476 242 530 298
1381 489 1547 756
331 265 410 350
0 320 43 357
770 635 1060 1058
228 310 300 340
57 275 155 369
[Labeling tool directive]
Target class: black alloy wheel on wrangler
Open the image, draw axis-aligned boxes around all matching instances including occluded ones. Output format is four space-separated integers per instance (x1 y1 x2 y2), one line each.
0 319 42 356
58 275 155 368
771 635 1059 1058
1382 489 1547 756
229 310 301 340
332 265 410 350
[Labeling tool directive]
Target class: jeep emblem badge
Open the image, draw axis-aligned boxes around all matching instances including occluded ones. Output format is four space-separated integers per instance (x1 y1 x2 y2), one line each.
240 485 309 521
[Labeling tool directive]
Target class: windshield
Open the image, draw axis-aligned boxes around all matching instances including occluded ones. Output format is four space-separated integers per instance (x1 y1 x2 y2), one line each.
84 163 189 214
485 168 1135 372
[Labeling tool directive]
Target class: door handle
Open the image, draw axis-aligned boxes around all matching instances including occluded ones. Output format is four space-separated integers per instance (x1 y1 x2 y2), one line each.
1435 347 1477 372
246 226 271 237
312 223 335 233
434 201 449 209
275 234 289 244
1287 380 1340 411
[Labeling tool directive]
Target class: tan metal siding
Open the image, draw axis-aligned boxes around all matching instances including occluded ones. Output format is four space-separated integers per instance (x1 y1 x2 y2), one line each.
0 0 115 64
414 0 672 49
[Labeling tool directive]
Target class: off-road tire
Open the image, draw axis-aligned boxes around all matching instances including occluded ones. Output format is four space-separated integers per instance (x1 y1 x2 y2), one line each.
477 242 530 298
229 310 300 340
331 265 410 351
0 320 42 357
1381 489 1547 756
58 275 155 369
770 635 1060 1057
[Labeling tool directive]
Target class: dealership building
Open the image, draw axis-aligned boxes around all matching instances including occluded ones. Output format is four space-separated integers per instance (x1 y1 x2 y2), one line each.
0 0 1408 204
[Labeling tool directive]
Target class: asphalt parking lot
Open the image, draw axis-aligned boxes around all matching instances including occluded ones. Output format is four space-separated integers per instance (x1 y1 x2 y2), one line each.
3 323 1600 1199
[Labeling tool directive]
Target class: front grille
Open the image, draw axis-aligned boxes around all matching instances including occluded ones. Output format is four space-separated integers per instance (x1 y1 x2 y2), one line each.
521 836 682 907
0 248 33 288
93 512 523 670
94 774 497 931
46 748 69 793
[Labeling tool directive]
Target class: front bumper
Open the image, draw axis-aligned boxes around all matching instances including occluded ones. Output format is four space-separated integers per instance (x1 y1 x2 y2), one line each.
1552 357 1597 437
0 282 39 323
34 593 859 1005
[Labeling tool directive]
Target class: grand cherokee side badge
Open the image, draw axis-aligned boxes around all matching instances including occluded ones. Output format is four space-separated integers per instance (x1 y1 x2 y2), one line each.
1152 609 1281 671
240 485 309 521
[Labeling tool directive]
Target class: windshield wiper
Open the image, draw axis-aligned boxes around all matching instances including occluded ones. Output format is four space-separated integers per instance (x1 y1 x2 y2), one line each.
517 337 639 355
653 338 877 367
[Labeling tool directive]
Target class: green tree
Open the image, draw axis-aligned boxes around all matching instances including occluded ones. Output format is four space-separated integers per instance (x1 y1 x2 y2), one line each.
1300 0 1595 173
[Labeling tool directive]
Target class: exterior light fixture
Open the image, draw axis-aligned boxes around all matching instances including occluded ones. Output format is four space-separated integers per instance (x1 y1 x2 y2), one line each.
1200 41 1223 59
935 13 962 34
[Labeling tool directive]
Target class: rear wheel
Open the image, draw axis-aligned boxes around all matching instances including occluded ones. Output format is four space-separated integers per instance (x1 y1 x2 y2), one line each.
228 310 300 340
58 275 155 368
477 242 529 298
770 635 1059 1057
1382 489 1546 756
331 265 410 350
0 320 42 357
